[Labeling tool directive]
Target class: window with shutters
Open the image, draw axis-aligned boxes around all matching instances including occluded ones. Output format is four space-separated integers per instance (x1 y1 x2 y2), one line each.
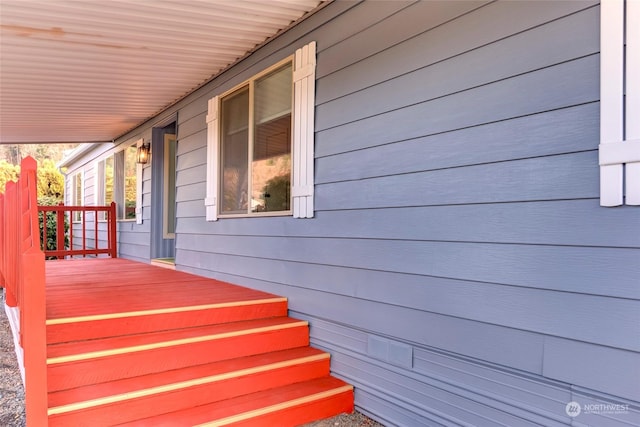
205 41 316 220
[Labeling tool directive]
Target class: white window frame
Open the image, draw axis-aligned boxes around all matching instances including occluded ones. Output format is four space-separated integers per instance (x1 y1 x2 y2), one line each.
205 41 316 220
94 154 115 222
114 140 142 222
600 0 640 206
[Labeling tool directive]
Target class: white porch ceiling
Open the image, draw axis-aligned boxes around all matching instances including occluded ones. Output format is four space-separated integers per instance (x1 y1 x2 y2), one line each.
0 0 323 144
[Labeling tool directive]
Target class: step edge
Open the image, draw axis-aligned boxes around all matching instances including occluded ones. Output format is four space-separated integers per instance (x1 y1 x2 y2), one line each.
194 384 354 427
47 320 309 365
47 298 288 325
48 353 330 416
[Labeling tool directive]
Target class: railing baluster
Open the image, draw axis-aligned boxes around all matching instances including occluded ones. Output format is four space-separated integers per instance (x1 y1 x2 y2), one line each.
56 203 65 259
82 210 86 257
94 209 99 255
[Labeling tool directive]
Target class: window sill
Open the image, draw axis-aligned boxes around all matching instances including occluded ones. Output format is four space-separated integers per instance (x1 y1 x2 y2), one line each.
218 210 292 219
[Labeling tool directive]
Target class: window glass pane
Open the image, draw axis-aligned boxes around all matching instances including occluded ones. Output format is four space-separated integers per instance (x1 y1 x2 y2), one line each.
252 64 292 212
221 87 249 214
255 63 292 124
104 156 114 204
124 145 137 219
165 134 176 235
74 173 82 221
74 174 82 205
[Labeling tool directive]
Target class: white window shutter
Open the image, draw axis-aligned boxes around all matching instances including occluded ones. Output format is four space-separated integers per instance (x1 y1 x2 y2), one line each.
93 162 100 206
205 96 219 221
600 0 640 206
292 41 316 218
626 0 640 205
135 140 144 224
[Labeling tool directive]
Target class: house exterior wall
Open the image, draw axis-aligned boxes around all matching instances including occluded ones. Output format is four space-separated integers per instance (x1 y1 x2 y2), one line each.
62 141 151 262
65 1 639 425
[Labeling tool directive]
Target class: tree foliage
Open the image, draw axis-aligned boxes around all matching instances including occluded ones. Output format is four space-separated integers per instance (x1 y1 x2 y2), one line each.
37 159 65 199
0 145 71 200
0 144 73 257
0 158 66 200
38 195 70 258
0 160 20 193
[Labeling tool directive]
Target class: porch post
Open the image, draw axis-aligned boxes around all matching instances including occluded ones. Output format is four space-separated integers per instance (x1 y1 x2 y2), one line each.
18 157 48 426
21 250 47 426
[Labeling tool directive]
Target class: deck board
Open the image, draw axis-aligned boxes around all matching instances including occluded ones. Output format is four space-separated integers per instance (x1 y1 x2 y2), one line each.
45 259 283 320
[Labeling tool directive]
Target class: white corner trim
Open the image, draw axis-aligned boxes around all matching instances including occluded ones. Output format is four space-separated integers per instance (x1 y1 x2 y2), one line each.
3 301 25 385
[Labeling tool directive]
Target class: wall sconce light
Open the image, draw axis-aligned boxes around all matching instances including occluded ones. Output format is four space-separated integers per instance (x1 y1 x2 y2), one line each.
136 142 151 164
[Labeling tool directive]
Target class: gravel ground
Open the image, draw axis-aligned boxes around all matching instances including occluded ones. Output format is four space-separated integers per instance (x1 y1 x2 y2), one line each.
0 289 383 427
0 290 26 427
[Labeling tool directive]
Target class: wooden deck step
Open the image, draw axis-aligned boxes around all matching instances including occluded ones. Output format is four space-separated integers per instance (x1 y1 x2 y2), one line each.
47 296 288 343
47 317 310 391
118 376 354 427
48 347 331 426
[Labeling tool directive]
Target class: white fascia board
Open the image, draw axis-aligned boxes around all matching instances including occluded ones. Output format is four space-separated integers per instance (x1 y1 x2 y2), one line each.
57 142 113 171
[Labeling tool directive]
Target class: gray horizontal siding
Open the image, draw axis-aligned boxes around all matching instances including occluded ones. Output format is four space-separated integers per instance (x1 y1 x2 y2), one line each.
317 53 599 157
176 199 639 248
316 4 599 130
175 233 639 300
316 1 596 102
543 338 640 401
317 151 599 209
301 314 640 427
174 241 639 350
178 262 546 374
316 102 599 184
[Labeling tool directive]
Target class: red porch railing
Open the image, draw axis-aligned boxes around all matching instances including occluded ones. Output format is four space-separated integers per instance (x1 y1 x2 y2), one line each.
0 157 48 426
38 202 117 259
0 157 119 425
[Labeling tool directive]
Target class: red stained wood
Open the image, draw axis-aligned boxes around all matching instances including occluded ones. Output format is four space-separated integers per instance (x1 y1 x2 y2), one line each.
47 317 306 358
46 258 282 320
1 157 49 426
48 348 331 426
119 377 354 427
42 258 353 425
47 300 288 343
48 321 310 391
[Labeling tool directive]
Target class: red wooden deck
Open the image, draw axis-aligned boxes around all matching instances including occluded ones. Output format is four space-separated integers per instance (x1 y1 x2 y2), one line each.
44 258 353 426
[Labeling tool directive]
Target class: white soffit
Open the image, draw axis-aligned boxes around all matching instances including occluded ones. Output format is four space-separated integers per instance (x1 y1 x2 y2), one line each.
0 0 323 144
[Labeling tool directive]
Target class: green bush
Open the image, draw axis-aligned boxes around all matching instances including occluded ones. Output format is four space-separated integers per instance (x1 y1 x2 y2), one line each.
38 196 69 258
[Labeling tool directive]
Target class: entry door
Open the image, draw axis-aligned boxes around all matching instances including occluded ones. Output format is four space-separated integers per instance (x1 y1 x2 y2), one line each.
151 124 176 260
